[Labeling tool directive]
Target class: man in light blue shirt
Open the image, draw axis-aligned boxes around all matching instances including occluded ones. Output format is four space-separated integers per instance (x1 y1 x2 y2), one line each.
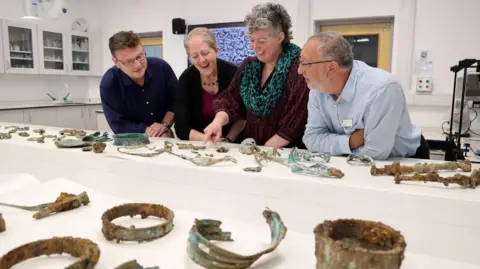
298 32 429 160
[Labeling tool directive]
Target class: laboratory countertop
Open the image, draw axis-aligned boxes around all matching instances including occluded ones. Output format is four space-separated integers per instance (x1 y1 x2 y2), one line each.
0 122 479 267
0 100 102 111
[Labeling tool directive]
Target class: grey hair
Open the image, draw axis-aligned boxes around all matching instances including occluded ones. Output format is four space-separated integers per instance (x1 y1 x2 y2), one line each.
183 27 219 55
245 2 293 45
309 31 353 68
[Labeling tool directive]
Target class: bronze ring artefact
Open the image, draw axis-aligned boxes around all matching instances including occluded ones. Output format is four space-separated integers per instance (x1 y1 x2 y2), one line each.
0 236 100 269
101 203 174 243
187 208 287 269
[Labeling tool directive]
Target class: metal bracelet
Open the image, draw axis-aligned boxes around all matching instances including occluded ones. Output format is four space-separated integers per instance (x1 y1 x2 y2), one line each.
187 208 287 269
101 203 174 243
0 236 100 269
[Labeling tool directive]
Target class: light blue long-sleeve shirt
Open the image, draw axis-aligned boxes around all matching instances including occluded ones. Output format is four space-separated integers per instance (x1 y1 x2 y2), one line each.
302 60 422 160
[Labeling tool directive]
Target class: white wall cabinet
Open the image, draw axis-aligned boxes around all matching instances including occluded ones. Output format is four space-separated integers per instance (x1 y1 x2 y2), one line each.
1 19 39 74
37 25 69 75
24 108 58 126
0 110 24 123
0 19 101 76
0 105 102 130
57 106 87 129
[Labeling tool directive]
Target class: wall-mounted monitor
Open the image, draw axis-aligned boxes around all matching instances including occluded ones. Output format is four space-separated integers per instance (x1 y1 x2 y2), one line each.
187 21 255 67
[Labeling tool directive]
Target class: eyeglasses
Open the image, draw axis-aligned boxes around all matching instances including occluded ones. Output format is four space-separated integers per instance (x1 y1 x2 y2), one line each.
299 60 334 69
115 51 146 67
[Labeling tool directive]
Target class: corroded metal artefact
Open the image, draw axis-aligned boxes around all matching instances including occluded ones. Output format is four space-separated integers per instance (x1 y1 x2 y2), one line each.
82 131 112 142
0 133 12 139
177 143 206 150
59 128 87 137
163 141 237 166
0 236 100 269
239 138 261 155
113 133 150 146
101 203 174 243
187 208 287 269
216 146 229 153
244 166 262 172
371 160 471 176
33 128 45 135
27 136 45 143
347 154 375 166
0 213 5 232
93 142 106 153
0 191 90 219
18 131 30 137
314 219 406 269
394 169 480 188
117 145 164 157
114 260 160 269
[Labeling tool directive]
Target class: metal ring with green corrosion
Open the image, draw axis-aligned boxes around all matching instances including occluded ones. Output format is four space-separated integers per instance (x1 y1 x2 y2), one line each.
187 208 287 269
346 154 375 166
101 203 174 243
0 236 100 269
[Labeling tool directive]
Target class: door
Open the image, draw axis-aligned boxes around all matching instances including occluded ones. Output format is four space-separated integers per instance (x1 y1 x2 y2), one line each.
69 32 92 75
141 37 163 58
57 106 86 129
2 20 39 74
318 22 393 71
24 108 57 127
37 25 68 75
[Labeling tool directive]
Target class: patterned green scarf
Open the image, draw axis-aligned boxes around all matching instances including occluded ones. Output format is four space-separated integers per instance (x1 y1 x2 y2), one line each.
240 43 302 116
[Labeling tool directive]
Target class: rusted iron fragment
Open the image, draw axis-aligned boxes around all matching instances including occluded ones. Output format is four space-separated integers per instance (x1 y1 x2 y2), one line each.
93 142 106 153
0 236 100 269
59 129 87 137
113 259 160 269
0 213 5 232
371 160 471 176
314 219 406 269
187 208 287 269
101 203 174 243
0 191 90 219
394 169 480 188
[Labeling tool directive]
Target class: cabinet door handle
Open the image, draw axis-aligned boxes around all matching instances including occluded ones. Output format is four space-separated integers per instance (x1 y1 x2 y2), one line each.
28 113 32 123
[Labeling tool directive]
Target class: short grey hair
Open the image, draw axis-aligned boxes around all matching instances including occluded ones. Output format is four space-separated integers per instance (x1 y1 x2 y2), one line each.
309 31 353 68
245 2 293 45
183 27 219 56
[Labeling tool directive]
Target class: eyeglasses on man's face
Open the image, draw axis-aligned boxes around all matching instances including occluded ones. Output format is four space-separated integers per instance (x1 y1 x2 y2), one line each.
116 51 146 67
299 59 334 69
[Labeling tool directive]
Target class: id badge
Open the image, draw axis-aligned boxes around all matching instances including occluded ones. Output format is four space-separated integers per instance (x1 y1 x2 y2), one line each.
341 119 353 128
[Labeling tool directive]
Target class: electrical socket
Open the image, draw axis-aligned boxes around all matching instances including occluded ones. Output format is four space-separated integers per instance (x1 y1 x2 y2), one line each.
416 76 433 92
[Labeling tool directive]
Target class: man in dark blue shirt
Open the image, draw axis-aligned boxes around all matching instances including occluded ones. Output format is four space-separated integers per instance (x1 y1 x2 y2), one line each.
100 31 178 137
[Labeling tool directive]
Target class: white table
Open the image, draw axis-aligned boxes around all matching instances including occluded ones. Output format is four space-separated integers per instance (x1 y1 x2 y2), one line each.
0 122 479 267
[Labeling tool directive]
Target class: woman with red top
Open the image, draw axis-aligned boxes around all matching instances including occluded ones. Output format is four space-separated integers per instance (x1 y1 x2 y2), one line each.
173 27 246 142
203 3 310 148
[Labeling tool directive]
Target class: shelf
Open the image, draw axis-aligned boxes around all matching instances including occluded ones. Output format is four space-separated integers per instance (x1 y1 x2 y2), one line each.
72 49 89 53
73 62 89 64
10 50 32 54
44 46 63 50
44 60 63 63
10 57 33 60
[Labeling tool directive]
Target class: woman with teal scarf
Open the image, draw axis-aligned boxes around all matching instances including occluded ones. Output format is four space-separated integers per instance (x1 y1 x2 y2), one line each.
203 3 309 148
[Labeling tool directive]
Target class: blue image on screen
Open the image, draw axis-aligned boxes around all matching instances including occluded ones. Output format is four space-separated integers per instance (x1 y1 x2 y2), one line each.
188 25 256 67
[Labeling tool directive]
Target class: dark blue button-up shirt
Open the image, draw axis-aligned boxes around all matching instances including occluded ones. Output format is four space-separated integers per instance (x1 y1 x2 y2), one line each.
100 57 178 134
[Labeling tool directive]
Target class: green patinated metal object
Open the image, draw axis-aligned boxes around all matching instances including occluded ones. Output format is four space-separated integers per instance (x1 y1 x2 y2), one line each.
101 203 174 243
113 133 150 146
187 208 287 269
113 260 160 269
82 131 113 142
314 219 406 269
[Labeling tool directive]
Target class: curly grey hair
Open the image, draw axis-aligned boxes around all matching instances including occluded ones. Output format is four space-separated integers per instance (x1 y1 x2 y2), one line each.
245 2 293 45
309 31 353 68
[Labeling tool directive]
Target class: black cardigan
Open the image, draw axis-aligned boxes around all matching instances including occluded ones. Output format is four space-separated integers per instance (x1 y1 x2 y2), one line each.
174 58 239 140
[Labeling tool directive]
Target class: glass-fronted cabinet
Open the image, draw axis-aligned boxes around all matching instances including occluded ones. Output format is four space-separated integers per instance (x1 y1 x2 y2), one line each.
1 20 39 74
70 33 91 75
37 26 68 75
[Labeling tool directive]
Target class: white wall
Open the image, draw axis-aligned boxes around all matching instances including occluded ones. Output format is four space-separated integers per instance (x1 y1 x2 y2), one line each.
0 0 103 103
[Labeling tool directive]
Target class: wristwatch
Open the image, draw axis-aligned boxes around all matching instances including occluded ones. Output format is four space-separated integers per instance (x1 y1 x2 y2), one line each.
161 121 171 129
